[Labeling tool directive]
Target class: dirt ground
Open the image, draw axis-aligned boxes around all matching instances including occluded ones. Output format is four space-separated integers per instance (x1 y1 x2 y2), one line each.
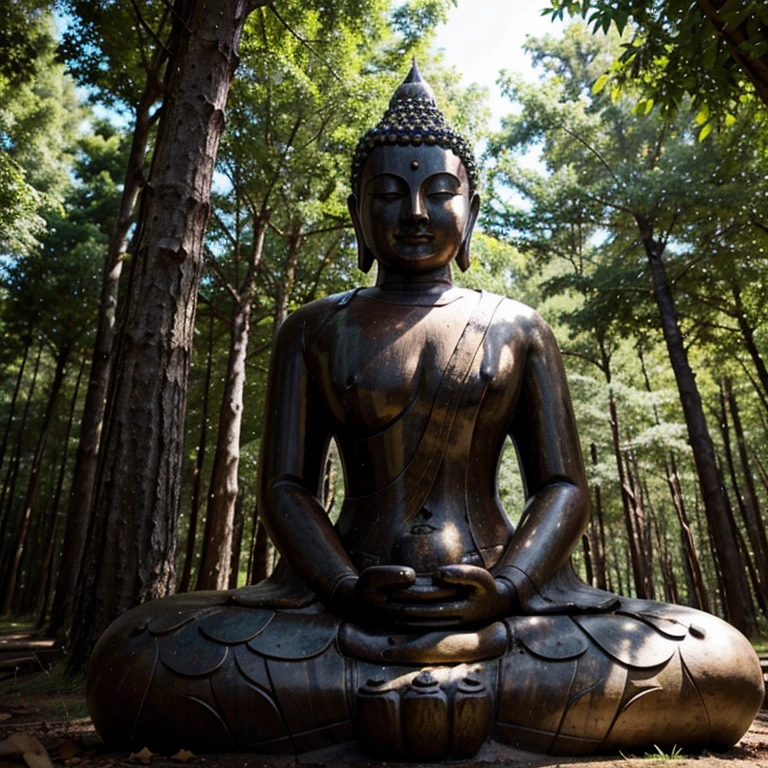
0 661 766 768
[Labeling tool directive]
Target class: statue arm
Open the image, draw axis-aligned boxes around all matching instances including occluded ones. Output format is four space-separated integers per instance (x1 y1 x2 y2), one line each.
494 312 590 608
257 307 358 605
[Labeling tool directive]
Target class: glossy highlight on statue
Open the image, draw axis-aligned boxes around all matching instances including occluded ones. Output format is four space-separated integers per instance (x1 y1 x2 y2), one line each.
86 62 765 761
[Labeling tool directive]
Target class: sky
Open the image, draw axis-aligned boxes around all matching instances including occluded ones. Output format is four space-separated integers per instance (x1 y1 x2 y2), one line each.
432 1 565 128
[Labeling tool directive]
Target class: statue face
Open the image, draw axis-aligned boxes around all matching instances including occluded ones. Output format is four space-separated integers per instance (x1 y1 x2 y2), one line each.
356 144 476 273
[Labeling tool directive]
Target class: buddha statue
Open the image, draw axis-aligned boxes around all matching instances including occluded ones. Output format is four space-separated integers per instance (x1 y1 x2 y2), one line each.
86 63 764 761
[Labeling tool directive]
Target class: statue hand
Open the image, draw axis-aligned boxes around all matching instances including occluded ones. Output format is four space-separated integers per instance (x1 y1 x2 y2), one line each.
329 566 417 623
356 565 417 609
397 565 516 628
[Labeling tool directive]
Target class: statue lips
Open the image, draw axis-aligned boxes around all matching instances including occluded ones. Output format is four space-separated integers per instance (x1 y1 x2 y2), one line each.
395 231 435 249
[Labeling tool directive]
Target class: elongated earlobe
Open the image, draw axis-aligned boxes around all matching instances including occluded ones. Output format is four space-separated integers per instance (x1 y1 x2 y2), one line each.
348 194 375 273
456 192 480 273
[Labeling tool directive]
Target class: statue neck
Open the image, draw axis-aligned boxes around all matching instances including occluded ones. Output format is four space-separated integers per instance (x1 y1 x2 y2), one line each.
374 263 454 294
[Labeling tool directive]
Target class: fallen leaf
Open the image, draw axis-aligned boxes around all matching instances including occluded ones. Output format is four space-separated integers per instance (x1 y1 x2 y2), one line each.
56 739 80 760
0 734 54 768
170 749 196 763
128 747 155 764
22 752 55 768
0 714 12 722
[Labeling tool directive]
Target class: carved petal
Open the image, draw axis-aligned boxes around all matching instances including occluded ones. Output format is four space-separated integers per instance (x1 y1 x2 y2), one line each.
510 615 589 660
572 615 677 668
158 622 228 677
247 611 338 660
198 609 274 644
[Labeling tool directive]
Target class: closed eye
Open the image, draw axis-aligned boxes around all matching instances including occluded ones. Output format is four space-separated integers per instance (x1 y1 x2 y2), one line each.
372 191 405 200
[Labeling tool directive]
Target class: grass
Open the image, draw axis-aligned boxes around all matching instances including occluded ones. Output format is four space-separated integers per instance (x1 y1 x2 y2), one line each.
1 661 88 721
641 745 685 761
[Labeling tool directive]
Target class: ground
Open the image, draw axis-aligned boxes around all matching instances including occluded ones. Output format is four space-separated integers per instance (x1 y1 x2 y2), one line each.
1 629 766 768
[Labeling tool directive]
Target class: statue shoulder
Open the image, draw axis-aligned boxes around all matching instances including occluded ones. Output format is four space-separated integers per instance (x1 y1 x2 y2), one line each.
275 290 359 343
489 295 559 349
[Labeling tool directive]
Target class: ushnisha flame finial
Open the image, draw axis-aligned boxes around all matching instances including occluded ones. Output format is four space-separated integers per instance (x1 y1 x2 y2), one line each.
351 60 478 196
389 58 438 108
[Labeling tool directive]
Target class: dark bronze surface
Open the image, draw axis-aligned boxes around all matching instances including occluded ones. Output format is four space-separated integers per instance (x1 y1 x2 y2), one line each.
87 64 765 761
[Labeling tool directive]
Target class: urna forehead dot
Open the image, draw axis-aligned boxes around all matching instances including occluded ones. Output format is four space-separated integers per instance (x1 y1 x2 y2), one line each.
361 143 468 190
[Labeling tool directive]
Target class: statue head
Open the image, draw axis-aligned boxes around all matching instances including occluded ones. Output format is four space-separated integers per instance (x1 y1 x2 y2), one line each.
348 61 480 274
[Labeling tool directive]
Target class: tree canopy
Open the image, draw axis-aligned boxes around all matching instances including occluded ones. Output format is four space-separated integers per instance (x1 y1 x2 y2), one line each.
547 0 768 116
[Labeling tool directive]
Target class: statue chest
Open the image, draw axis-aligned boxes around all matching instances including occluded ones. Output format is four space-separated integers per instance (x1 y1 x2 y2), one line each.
306 296 525 437
309 300 465 432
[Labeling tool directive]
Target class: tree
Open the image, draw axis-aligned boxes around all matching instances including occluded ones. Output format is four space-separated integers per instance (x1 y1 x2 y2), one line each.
0 129 109 615
66 0 274 673
48 0 173 638
0 11 78 260
487 25 760 633
546 1 768 115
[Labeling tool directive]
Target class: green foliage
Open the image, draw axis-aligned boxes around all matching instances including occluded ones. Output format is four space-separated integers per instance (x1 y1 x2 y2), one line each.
58 0 172 112
391 0 456 51
488 22 768 609
545 0 768 116
1 121 124 354
0 0 55 92
0 16 81 257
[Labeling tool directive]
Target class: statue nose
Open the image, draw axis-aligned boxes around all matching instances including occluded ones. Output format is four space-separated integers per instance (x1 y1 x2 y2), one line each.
406 190 429 225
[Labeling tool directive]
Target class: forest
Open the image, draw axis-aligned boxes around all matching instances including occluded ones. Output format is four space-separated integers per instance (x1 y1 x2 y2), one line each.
1 0 767 679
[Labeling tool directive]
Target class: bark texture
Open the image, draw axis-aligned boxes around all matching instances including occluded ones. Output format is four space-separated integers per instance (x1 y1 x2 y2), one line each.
68 0 263 673
0 340 29 478
48 74 159 639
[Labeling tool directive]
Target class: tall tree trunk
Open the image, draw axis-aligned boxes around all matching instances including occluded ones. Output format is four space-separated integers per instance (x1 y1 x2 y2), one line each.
0 340 30 478
717 380 768 613
637 216 755 635
16 458 57 616
725 378 768 608
636 346 707 610
625 450 654 599
67 0 267 674
608 526 624 597
178 308 215 593
34 358 86 623
274 225 302 328
0 342 42 549
581 533 594 586
647 486 679 604
2 344 69 615
47 72 162 641
607 387 650 598
228 493 245 589
197 217 267 590
249 519 270 584
751 450 768 501
731 283 768 406
196 298 252 589
589 443 609 591
666 454 709 611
